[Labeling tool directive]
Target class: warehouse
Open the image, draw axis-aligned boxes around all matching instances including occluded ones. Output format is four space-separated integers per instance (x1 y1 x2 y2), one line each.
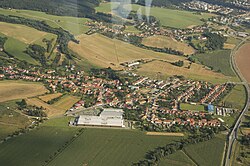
76 108 125 128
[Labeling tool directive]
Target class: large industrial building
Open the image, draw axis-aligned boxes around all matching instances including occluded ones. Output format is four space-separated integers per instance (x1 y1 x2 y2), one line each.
76 108 125 128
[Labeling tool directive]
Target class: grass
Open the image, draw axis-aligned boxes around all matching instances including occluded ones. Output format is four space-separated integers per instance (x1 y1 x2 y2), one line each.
124 25 141 33
0 8 90 35
180 103 205 111
0 80 48 103
96 3 215 29
195 50 237 77
220 85 247 110
159 150 196 166
69 34 231 84
0 117 180 166
142 35 195 55
52 95 79 111
183 135 226 166
0 101 30 140
39 93 63 103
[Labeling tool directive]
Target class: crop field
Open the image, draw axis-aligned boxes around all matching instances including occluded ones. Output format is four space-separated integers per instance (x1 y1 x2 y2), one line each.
0 117 180 166
183 135 226 166
96 3 215 29
235 43 250 83
137 60 231 84
159 150 196 166
142 35 195 55
0 80 48 103
195 50 237 77
39 93 63 103
0 22 57 64
0 8 90 35
220 85 246 110
0 101 30 140
52 95 79 112
180 103 205 111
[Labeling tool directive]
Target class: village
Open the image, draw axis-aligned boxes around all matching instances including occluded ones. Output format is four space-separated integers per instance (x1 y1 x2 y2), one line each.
0 65 238 130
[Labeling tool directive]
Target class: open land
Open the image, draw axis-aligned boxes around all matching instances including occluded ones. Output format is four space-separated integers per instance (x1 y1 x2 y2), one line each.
39 93 63 103
0 81 48 103
69 34 231 84
235 43 250 83
0 8 90 35
146 132 184 136
96 3 215 29
0 117 180 166
142 35 196 55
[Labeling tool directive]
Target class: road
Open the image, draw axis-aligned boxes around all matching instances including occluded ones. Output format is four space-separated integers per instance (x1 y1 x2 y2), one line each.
224 36 250 166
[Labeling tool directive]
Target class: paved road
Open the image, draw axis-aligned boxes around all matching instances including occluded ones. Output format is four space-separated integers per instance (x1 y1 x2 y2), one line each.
224 36 250 166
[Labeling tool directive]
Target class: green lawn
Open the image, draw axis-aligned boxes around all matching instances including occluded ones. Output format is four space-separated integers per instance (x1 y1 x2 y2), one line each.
195 50 237 77
159 150 196 166
96 3 215 29
183 135 226 166
180 103 205 111
0 8 90 35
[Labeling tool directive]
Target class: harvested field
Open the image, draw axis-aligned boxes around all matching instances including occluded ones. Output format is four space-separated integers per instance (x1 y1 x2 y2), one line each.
142 35 195 55
39 93 63 102
26 98 60 117
52 95 80 111
0 22 48 44
146 132 184 137
0 81 48 103
235 43 250 83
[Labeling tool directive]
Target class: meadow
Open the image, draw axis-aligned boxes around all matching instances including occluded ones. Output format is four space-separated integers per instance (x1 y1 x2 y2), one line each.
142 35 195 55
96 3 215 29
69 34 231 84
39 93 63 103
0 22 57 65
0 80 48 103
0 117 180 166
220 85 246 110
180 103 205 111
0 8 90 35
195 50 237 77
159 150 196 166
183 135 226 166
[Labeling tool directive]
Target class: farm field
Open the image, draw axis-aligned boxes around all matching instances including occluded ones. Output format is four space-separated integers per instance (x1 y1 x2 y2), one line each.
96 3 215 29
235 43 250 83
142 35 195 55
51 95 80 112
183 135 226 166
0 80 48 103
0 8 90 35
180 103 205 111
0 101 30 140
39 93 63 103
0 22 57 64
69 34 231 83
47 128 180 166
220 85 246 110
0 117 78 166
159 150 196 166
195 50 237 77
0 117 180 166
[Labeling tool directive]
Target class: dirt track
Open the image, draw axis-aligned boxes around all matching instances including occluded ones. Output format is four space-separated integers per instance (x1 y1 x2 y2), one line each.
235 43 250 83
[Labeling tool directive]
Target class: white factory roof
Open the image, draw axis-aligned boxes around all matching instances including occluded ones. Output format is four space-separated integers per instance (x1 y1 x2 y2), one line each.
77 108 125 127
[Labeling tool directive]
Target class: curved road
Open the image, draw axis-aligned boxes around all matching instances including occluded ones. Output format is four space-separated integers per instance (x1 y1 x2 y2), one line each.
224 36 250 166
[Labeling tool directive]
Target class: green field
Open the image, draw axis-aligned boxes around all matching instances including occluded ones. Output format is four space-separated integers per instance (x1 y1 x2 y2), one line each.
180 103 205 111
0 117 180 166
159 150 196 166
221 85 247 110
195 50 237 77
96 3 214 29
0 101 30 140
0 8 90 35
183 135 226 166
